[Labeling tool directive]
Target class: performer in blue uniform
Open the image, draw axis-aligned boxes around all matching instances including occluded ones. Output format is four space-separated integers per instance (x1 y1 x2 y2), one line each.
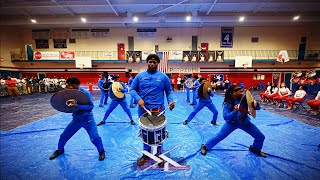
130 54 175 166
98 73 109 107
97 75 135 126
183 78 218 125
190 75 200 106
49 77 105 161
128 74 136 108
200 85 266 157
184 74 192 102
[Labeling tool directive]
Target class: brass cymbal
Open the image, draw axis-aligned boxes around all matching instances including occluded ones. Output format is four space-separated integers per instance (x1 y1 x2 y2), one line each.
112 82 124 98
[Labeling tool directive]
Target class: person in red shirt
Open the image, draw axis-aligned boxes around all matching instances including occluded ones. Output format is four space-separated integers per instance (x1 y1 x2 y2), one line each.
170 75 176 91
5 76 21 100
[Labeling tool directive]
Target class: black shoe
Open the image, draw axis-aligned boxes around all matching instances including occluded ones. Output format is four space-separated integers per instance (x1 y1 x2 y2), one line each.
200 144 207 155
183 120 188 125
97 121 105 126
129 104 134 108
190 104 196 106
130 120 136 125
186 100 190 103
249 145 267 157
137 155 151 166
49 150 64 160
99 150 105 161
211 121 218 126
98 104 103 107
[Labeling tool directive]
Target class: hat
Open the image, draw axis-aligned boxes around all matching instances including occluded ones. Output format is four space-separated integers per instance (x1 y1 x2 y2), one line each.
146 54 160 63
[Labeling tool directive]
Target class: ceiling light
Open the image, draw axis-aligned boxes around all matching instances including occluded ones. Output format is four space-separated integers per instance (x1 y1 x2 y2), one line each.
133 16 139 22
81 17 87 23
239 16 245 22
31 19 37 23
293 16 300 21
186 15 191 22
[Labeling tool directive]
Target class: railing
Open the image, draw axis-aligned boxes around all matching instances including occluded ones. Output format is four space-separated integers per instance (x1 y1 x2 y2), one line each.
10 50 320 61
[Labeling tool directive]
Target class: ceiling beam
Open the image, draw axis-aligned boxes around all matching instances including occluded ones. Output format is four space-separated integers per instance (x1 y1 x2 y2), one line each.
105 0 119 16
50 0 76 16
146 0 189 16
206 0 219 15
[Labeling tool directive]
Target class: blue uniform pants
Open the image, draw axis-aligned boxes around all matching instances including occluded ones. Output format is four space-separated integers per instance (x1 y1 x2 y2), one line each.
191 89 198 105
187 101 218 123
186 88 190 101
99 90 108 105
205 121 265 152
102 99 133 122
58 117 104 153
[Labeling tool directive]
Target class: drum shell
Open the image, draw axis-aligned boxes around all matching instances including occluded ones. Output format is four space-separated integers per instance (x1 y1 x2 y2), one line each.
139 112 167 145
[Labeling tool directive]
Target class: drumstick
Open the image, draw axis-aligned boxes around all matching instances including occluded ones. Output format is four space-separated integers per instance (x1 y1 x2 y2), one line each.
157 100 176 117
142 106 152 116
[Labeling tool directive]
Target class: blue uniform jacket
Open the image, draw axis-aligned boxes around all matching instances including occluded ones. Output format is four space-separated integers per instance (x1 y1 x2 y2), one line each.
98 78 105 91
128 77 134 87
198 90 215 103
109 82 128 101
73 87 94 121
130 70 173 109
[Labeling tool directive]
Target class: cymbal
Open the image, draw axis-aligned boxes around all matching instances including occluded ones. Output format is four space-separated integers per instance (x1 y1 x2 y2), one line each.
50 89 90 113
184 79 194 88
112 82 124 98
246 90 256 118
203 82 212 98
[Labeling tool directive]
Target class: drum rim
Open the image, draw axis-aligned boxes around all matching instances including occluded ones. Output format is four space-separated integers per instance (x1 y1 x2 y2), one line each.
138 112 167 130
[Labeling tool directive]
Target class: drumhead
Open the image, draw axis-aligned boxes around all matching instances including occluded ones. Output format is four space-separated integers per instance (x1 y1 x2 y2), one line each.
139 112 166 130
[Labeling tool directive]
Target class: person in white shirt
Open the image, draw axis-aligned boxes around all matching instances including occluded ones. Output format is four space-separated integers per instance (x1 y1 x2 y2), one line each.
266 83 279 104
274 82 292 107
307 91 320 115
177 75 181 92
285 85 307 110
260 82 271 102
0 77 7 96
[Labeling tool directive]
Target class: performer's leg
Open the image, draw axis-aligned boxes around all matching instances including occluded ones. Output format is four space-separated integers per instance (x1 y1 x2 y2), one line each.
191 91 198 105
186 88 190 102
58 120 82 151
240 122 265 152
205 123 237 150
119 100 134 121
83 118 104 153
104 93 108 105
206 103 219 124
99 90 105 106
184 102 205 124
99 100 118 124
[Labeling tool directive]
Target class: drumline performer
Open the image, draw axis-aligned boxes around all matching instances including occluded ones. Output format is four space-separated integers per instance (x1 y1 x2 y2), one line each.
183 78 219 125
96 75 135 126
130 54 175 166
190 75 200 106
184 74 193 102
200 85 266 157
49 76 106 161
98 73 109 107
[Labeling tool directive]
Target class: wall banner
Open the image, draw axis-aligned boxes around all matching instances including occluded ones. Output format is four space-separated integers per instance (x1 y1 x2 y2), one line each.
221 27 234 48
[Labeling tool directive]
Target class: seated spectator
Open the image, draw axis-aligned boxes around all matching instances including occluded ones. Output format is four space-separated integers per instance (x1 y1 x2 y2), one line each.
266 83 279 104
285 85 307 110
307 91 320 115
260 82 271 102
274 82 291 107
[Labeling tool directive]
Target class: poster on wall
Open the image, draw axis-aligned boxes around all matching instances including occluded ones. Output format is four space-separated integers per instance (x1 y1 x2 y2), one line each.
60 51 75 60
221 27 233 48
216 51 224 62
198 51 207 62
208 51 215 62
183 51 191 62
53 39 67 48
34 51 59 60
171 51 183 60
35 39 49 49
126 51 135 62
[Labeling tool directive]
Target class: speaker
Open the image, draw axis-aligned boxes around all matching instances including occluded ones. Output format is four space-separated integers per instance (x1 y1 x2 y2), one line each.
125 71 130 78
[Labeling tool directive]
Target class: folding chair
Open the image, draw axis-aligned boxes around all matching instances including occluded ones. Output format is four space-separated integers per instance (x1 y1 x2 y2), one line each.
292 94 308 112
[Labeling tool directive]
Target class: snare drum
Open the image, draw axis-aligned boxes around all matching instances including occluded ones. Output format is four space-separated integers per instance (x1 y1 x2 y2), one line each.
139 112 168 145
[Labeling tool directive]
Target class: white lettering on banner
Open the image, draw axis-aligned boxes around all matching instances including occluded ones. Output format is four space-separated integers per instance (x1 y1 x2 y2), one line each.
168 67 199 73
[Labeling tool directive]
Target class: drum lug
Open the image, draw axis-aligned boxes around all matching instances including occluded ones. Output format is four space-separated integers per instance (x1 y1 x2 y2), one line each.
165 131 169 138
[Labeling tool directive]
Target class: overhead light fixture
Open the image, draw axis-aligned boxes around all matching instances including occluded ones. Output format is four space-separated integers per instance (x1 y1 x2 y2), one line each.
186 15 191 22
239 16 245 22
133 16 139 22
31 19 37 23
81 17 87 23
293 15 300 21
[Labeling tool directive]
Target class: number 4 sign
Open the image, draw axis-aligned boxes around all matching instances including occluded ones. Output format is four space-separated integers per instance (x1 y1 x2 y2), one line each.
221 27 234 48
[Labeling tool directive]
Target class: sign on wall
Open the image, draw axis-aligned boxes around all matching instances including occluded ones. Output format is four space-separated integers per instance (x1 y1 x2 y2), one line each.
53 39 67 48
221 27 234 48
34 51 59 60
60 51 75 60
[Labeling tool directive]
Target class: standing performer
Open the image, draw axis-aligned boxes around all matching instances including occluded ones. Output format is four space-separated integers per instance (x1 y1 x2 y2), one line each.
200 85 266 157
49 77 105 161
183 78 219 125
130 54 175 166
190 75 200 106
184 74 192 102
98 74 109 107
97 75 135 126
128 74 136 108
